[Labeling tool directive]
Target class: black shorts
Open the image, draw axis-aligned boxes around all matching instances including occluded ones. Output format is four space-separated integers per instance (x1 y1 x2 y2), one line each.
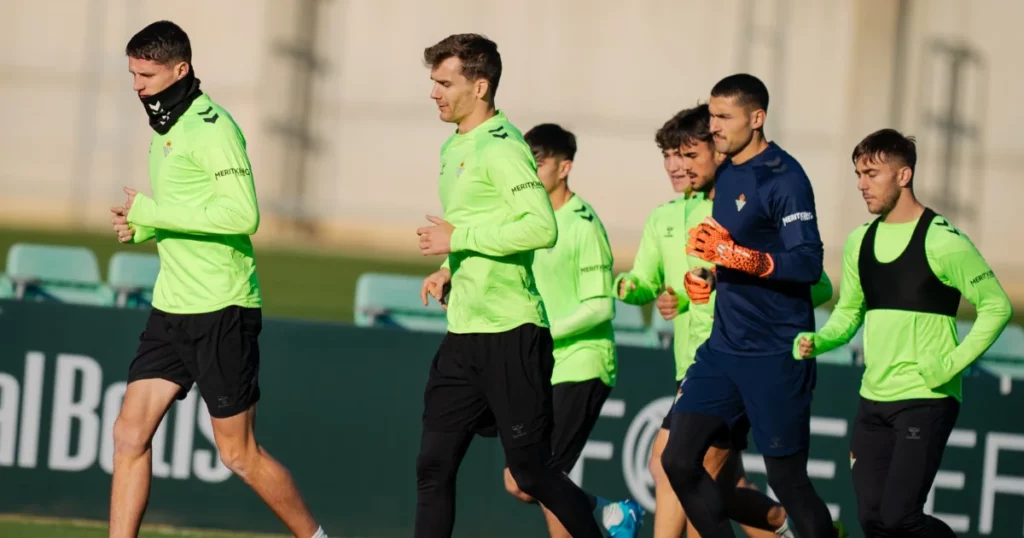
549 378 613 473
422 323 555 448
127 306 262 419
662 378 749 451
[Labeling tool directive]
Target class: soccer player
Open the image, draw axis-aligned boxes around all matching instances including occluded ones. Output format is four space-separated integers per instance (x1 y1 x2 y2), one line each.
413 34 604 538
500 123 644 538
795 129 1013 537
108 21 327 538
664 74 840 538
619 105 830 538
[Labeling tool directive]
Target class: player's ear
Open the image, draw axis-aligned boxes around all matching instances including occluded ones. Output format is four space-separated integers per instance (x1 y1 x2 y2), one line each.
898 166 913 188
173 61 189 81
474 78 490 100
749 108 766 131
558 159 573 181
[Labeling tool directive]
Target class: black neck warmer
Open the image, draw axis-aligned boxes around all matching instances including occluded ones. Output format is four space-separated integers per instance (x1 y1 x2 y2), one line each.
139 67 203 134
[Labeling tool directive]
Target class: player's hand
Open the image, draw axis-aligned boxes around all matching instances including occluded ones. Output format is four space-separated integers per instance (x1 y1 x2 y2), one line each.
797 335 815 359
687 217 774 278
684 267 716 304
656 286 679 320
417 215 454 256
421 268 452 310
123 187 138 212
110 205 134 243
617 278 636 299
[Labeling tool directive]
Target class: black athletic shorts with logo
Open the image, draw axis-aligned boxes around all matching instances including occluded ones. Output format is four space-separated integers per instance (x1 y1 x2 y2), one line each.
549 378 613 473
422 323 557 449
127 306 262 419
662 378 749 451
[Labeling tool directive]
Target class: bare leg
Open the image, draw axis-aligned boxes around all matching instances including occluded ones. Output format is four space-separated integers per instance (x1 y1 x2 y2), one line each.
109 379 181 538
210 405 321 538
650 428 690 538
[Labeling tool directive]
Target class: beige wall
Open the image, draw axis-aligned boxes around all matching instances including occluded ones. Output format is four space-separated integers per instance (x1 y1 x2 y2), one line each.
1 0 1022 286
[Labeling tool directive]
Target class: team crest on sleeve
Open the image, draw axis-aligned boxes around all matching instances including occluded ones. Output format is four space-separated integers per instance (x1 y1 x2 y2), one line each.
163 141 173 157
735 193 746 211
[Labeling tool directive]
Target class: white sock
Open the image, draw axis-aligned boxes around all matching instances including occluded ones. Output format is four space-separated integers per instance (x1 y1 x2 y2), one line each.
775 517 795 537
310 526 327 538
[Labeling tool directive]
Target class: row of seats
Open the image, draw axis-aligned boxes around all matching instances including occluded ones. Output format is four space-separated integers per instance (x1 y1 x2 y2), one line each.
353 272 1024 376
0 243 159 308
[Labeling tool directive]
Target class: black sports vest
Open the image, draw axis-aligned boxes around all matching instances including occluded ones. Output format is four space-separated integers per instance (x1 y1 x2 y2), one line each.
858 207 960 316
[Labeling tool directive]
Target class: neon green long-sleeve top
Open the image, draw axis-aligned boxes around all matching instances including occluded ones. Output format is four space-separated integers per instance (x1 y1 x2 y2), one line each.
797 213 1013 402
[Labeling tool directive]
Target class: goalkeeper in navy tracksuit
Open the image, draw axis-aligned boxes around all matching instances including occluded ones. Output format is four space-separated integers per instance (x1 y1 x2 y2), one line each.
660 74 844 538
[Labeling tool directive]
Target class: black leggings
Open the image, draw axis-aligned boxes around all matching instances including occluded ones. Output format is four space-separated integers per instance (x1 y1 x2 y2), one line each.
851 397 959 538
414 430 603 538
661 412 835 538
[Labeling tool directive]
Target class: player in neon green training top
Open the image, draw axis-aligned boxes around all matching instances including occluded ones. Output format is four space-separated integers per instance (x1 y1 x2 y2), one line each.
617 105 835 538
413 34 603 538
796 129 1012 538
498 123 645 538
108 21 327 538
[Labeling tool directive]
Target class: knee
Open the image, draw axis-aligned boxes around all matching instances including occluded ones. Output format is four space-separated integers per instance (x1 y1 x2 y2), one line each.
879 506 926 535
217 439 260 478
112 415 151 459
503 468 535 503
764 454 811 495
416 442 458 484
660 447 703 484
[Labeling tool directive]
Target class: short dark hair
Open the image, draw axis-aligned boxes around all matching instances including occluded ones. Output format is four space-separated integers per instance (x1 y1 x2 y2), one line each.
424 34 502 99
525 124 577 161
126 21 191 65
655 104 712 151
852 128 917 173
711 74 769 112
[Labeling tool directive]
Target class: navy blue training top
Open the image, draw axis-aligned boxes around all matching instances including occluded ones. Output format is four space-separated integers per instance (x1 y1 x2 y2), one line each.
706 142 824 356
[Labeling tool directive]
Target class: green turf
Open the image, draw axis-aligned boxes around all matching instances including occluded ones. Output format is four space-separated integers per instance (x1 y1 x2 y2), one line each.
0 517 287 537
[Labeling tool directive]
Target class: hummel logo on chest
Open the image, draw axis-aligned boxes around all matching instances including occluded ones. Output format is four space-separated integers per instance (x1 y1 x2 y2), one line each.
735 193 747 211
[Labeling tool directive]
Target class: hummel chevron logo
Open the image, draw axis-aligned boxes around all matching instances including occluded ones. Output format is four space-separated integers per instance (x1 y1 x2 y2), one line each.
203 113 220 124
573 206 594 221
936 219 960 235
488 126 508 139
148 101 161 111
198 106 214 116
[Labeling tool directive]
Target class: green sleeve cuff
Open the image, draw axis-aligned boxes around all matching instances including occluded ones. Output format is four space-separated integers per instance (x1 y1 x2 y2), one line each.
126 192 154 227
793 331 817 360
449 227 468 253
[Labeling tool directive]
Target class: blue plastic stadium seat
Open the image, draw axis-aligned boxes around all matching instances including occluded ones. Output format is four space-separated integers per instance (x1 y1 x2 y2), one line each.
613 300 656 348
108 251 161 308
972 323 1024 380
354 272 448 334
5 243 113 306
0 273 12 299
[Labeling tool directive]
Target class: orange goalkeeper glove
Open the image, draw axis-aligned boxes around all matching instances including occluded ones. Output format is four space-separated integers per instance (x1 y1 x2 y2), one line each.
687 217 775 277
684 267 716 304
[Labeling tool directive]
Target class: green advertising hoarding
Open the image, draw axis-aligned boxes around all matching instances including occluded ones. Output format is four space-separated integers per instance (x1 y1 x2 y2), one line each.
0 300 1023 537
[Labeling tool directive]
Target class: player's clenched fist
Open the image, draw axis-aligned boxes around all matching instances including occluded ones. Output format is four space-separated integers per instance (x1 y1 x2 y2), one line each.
797 335 815 358
110 205 134 243
684 267 716 305
617 278 636 299
417 215 455 256
656 286 679 320
421 268 452 310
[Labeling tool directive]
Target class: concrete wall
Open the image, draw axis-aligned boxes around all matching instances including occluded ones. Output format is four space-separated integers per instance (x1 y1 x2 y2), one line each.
1 0 1021 284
